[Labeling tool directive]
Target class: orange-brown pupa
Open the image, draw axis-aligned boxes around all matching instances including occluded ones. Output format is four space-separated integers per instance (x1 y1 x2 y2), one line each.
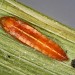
0 16 68 61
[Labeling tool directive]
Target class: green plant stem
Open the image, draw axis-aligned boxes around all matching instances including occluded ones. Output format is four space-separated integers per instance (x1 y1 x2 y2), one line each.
0 0 75 75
